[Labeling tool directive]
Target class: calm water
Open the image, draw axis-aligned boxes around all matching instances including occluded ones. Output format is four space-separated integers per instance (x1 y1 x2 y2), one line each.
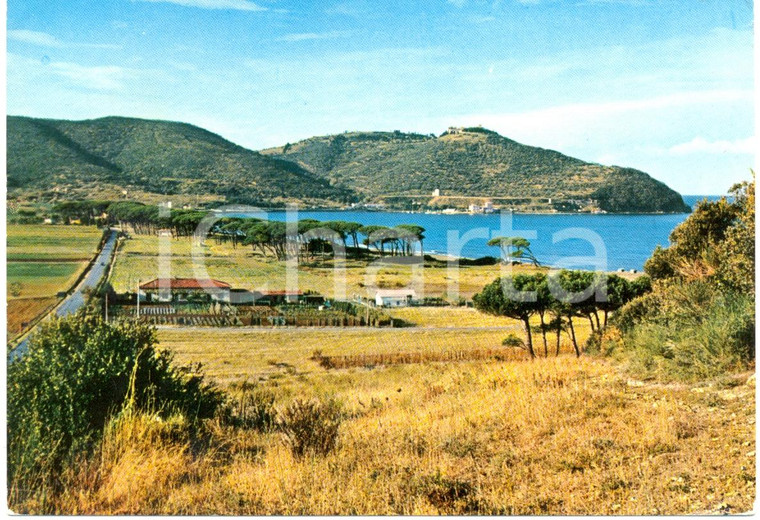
260 195 722 271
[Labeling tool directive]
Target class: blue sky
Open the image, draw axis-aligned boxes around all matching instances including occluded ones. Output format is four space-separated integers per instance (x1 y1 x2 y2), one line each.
6 0 755 194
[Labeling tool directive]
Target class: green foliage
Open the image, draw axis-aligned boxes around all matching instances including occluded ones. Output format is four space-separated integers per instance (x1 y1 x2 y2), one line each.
644 185 752 291
616 177 755 380
8 313 223 490
620 287 754 381
714 179 755 295
475 271 647 358
278 397 343 458
7 115 352 206
611 292 662 333
487 236 540 265
501 334 525 349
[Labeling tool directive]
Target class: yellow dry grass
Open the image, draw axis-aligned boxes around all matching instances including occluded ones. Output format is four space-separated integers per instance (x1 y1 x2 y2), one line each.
6 297 58 340
34 357 755 515
156 314 592 385
108 234 540 299
388 306 518 327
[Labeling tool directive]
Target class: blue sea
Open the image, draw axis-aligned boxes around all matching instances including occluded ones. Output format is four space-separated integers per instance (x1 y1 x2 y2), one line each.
258 195 723 271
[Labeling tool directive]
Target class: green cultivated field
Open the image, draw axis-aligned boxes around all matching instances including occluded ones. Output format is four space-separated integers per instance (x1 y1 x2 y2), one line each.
7 224 103 340
7 224 103 261
7 262 84 297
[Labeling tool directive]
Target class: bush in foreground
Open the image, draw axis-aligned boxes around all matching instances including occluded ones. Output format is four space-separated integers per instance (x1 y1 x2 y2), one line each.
8 312 223 505
610 178 755 380
278 397 343 458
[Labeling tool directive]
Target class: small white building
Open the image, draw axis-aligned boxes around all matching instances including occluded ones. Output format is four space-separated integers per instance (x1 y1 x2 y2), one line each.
432 188 441 197
375 289 417 307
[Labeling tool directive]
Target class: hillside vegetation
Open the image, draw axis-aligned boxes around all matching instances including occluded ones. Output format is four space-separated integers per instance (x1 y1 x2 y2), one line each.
7 116 353 207
8 116 688 213
262 127 690 213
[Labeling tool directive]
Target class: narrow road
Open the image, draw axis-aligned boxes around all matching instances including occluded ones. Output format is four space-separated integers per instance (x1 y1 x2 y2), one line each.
9 230 118 362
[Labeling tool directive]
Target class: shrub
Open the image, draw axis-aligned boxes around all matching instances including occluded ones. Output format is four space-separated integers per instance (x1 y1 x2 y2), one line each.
502 334 525 349
620 291 754 381
583 330 603 354
278 397 343 458
223 381 276 432
8 312 223 498
611 292 661 332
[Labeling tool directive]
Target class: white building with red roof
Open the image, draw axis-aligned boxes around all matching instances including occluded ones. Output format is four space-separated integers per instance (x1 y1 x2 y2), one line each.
138 278 232 303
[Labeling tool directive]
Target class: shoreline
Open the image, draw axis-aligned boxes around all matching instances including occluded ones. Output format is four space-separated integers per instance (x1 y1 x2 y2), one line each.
248 207 693 216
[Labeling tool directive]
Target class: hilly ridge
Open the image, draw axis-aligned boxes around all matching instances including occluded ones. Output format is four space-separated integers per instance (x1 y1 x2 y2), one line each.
262 127 690 213
7 117 689 213
7 116 353 207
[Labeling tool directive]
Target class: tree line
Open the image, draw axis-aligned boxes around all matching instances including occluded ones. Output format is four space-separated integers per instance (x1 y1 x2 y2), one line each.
473 271 651 359
52 200 426 261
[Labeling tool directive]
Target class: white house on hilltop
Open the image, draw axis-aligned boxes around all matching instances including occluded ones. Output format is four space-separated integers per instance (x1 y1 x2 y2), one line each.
375 289 417 307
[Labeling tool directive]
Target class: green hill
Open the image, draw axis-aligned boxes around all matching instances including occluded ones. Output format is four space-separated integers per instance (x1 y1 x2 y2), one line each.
7 116 353 207
261 127 690 213
7 117 689 213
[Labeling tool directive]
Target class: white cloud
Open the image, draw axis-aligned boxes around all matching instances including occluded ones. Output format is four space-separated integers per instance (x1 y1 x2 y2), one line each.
49 62 139 90
132 0 266 11
8 29 61 47
8 29 121 49
458 90 753 135
669 136 756 156
277 30 352 42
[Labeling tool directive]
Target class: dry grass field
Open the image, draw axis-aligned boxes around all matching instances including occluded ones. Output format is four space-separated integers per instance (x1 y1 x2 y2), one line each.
41 356 755 515
13 229 750 515
108 234 541 299
388 306 518 327
156 306 594 384
6 297 58 338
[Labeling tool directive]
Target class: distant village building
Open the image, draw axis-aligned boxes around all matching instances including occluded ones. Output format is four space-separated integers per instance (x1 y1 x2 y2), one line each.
447 126 464 135
469 201 494 214
432 188 441 197
375 289 417 307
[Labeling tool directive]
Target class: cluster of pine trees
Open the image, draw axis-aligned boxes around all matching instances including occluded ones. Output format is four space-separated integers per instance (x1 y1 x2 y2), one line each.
474 271 651 358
